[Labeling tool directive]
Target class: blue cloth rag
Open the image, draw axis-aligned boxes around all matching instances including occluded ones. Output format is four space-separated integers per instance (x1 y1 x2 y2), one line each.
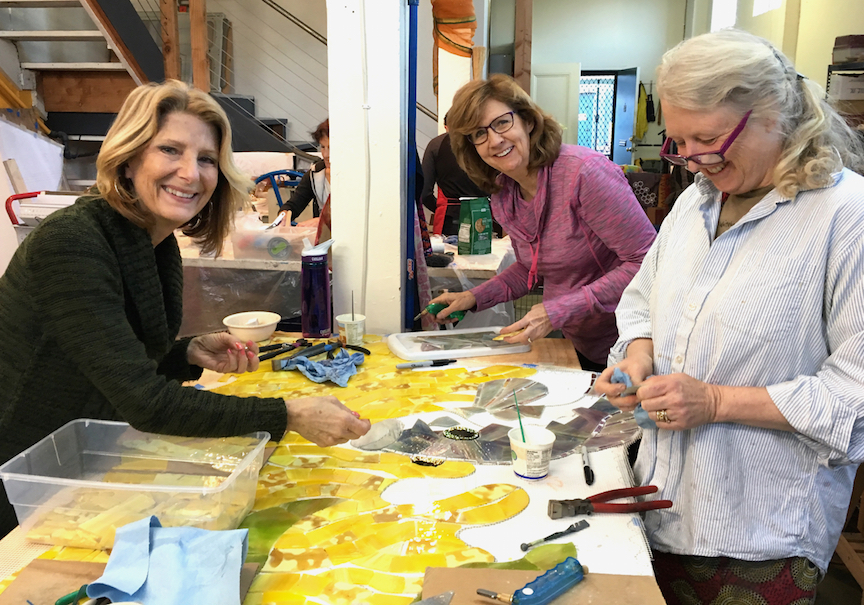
87 516 248 605
281 348 365 387
611 367 657 429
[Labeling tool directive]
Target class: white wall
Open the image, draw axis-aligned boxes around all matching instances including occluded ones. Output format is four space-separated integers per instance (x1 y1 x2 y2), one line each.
208 0 328 142
796 0 864 86
203 0 482 156
532 0 686 160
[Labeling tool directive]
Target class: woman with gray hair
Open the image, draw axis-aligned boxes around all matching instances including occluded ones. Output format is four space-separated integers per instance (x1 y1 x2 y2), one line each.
594 29 864 603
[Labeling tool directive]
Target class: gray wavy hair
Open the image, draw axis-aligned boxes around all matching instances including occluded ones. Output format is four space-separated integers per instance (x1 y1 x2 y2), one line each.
657 29 864 198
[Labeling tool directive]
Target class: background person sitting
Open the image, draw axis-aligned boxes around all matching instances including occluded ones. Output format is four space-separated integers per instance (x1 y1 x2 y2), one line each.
421 112 489 236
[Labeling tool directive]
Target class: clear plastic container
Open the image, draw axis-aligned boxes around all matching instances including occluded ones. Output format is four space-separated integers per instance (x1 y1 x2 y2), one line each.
230 224 316 261
0 419 269 549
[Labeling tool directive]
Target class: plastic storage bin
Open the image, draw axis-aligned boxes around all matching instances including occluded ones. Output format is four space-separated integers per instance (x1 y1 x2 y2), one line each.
231 224 316 261
0 419 269 549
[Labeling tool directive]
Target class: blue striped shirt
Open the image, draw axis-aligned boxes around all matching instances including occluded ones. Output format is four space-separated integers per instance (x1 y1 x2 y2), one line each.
609 169 864 571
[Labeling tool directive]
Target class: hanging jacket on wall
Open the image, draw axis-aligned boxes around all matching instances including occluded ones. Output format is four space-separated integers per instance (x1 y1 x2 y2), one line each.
635 83 649 140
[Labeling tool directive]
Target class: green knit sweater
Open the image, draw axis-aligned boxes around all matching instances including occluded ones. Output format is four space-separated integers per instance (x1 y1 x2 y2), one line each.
0 197 287 536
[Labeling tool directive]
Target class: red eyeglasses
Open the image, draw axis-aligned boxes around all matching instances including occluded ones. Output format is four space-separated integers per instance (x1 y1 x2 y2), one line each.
660 110 753 166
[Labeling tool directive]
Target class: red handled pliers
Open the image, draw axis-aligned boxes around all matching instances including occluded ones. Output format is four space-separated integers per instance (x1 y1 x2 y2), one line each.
547 485 672 519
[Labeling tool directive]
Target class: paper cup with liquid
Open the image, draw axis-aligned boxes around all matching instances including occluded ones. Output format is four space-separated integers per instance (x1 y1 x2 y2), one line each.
508 426 556 479
335 313 366 346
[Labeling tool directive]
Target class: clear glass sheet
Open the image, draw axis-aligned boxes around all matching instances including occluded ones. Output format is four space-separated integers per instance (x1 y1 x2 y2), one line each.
410 331 521 352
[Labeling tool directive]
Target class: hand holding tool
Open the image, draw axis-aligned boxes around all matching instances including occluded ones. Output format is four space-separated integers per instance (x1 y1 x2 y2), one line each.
520 520 589 551
413 302 467 322
477 557 585 605
548 485 672 519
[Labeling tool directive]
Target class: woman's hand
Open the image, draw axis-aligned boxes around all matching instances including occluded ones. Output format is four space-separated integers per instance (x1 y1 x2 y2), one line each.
298 217 320 228
285 396 371 446
635 374 722 430
594 343 654 412
187 332 259 374
500 302 553 343
428 290 476 324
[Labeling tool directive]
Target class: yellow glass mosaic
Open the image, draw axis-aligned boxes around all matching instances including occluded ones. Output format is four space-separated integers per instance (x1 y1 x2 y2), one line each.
209 338 535 422
0 339 539 604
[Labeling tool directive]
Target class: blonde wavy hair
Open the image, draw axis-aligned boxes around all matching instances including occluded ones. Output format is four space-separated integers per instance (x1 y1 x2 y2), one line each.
447 74 562 193
94 79 249 255
657 29 864 198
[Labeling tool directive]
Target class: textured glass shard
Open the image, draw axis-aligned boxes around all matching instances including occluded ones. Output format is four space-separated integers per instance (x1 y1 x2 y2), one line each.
474 378 549 411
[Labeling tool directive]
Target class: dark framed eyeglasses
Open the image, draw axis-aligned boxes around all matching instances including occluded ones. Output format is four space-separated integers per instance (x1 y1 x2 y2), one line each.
468 111 515 145
660 110 753 166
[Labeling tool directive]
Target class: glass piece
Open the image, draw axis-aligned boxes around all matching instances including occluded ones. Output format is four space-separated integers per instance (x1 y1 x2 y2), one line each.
492 405 544 421
474 378 549 412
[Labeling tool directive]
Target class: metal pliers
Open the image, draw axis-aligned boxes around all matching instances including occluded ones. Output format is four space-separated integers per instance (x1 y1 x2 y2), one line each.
547 485 672 519
258 339 310 362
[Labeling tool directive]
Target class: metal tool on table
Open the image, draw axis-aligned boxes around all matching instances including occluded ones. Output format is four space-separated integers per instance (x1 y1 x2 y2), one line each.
343 343 372 355
415 591 455 605
413 302 466 322
547 485 672 520
271 340 342 370
258 338 311 362
55 584 89 605
477 557 585 605
520 519 589 552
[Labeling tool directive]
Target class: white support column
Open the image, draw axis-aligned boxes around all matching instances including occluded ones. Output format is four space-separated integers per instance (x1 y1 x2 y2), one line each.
437 51 472 134
326 0 408 335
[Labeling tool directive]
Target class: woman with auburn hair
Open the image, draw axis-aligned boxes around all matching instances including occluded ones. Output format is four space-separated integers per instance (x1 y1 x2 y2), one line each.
0 80 369 538
594 30 864 603
429 74 656 371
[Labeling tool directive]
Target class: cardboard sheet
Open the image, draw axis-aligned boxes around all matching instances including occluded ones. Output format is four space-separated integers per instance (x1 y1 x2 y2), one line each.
0 559 259 604
422 566 667 605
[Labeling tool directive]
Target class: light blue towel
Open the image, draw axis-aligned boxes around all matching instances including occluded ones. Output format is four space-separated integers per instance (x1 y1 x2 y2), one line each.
611 367 656 429
87 516 248 605
279 349 365 387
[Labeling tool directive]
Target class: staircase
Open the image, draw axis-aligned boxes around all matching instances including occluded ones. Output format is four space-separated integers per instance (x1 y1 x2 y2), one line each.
0 0 299 156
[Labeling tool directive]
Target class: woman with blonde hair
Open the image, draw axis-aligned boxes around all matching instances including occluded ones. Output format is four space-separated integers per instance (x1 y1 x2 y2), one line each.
0 80 369 538
595 29 864 603
429 74 656 371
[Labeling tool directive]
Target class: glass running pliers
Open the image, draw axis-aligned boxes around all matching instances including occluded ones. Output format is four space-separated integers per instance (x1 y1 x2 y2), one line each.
547 485 672 519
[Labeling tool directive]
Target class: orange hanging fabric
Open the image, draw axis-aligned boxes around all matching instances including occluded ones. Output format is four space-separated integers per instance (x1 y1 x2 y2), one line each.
431 0 477 96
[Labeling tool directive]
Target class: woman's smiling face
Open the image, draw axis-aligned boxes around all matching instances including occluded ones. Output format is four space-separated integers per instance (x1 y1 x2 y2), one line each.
473 98 534 182
662 102 783 195
125 111 219 245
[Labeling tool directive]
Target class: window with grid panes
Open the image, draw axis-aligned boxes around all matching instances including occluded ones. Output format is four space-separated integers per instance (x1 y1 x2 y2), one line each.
578 75 615 158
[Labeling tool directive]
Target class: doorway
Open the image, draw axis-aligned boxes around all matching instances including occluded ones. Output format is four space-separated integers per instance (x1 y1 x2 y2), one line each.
579 69 638 164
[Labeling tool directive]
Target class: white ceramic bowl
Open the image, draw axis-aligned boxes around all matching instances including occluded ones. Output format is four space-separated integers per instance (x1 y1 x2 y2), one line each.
222 311 281 342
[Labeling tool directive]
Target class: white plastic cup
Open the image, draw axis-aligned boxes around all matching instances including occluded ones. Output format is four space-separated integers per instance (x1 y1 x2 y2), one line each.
508 426 556 480
335 313 366 346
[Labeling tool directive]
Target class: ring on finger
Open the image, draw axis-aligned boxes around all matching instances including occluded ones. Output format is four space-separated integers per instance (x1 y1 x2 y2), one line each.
656 409 671 423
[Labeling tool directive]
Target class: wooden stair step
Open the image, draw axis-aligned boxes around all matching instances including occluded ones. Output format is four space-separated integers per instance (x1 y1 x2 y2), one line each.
0 0 80 7
21 62 125 71
0 30 103 41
